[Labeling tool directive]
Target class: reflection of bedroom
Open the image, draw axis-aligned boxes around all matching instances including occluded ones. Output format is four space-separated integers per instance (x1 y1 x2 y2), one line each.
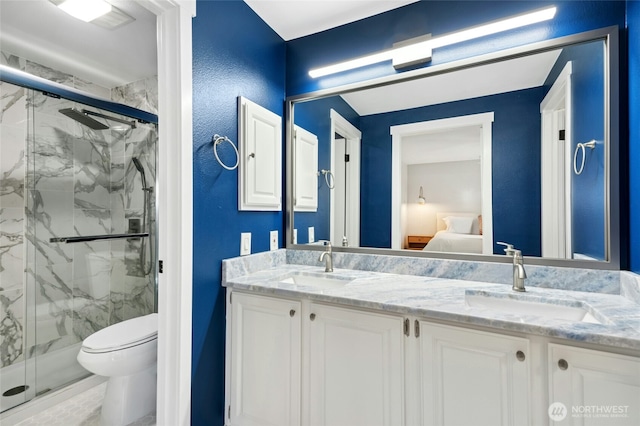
406 160 481 236
402 125 483 253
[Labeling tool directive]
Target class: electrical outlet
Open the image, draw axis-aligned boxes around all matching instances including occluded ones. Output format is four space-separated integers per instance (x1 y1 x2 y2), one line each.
240 232 251 256
293 229 298 244
308 227 315 243
270 230 278 251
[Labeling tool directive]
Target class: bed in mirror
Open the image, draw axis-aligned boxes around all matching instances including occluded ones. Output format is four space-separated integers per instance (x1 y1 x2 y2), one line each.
286 26 619 268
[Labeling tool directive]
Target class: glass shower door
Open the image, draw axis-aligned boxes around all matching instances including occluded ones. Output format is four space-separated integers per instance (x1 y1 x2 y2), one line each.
1 83 157 412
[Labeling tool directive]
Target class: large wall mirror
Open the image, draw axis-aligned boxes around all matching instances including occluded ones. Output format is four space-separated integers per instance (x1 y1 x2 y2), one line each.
286 26 619 268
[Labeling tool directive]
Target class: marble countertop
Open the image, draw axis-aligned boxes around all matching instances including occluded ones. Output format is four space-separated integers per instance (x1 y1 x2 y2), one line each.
223 264 640 351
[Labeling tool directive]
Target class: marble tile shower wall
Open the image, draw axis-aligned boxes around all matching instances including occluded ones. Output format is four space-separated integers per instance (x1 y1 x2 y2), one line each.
0 52 157 369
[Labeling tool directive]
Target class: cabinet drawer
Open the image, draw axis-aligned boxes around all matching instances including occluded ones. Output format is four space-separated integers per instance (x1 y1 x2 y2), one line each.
406 235 433 250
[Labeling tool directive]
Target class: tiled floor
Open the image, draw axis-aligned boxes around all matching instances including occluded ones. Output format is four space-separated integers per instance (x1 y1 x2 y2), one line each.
13 383 156 426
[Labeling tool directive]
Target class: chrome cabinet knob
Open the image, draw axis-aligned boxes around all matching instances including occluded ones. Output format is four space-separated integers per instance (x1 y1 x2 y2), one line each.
516 350 526 362
310 313 316 321
558 359 569 370
289 309 295 317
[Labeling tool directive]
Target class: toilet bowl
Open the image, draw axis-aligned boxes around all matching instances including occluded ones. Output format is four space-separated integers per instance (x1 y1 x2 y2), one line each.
77 313 158 426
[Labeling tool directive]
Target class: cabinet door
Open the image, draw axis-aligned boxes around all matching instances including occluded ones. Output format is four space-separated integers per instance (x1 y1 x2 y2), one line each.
419 322 530 426
294 125 318 212
306 304 405 426
549 343 640 426
229 293 301 426
238 97 282 211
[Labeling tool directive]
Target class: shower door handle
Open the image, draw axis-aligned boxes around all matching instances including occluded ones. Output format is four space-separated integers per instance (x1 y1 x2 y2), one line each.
49 233 149 244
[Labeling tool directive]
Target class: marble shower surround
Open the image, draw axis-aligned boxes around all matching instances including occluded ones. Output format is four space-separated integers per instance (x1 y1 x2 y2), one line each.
1 51 157 374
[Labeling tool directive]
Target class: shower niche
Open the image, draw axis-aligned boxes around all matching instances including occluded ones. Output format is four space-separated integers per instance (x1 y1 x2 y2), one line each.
0 78 158 412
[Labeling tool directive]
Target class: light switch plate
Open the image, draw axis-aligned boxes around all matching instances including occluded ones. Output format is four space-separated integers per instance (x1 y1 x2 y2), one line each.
269 230 278 251
293 229 298 244
308 227 315 243
240 232 251 256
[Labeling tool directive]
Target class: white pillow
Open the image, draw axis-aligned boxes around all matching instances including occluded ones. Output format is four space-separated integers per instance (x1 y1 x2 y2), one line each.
443 216 474 234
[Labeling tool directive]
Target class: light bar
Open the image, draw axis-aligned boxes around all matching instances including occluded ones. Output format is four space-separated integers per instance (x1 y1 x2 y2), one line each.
309 6 557 78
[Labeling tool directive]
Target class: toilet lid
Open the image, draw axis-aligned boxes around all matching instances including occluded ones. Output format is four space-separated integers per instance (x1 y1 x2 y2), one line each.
82 313 158 353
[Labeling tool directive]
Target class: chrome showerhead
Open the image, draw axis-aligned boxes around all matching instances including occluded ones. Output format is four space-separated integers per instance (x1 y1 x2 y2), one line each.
59 108 109 130
132 157 152 192
132 157 145 174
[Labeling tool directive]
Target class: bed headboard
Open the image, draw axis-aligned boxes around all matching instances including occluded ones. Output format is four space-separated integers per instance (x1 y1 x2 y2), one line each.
436 212 481 234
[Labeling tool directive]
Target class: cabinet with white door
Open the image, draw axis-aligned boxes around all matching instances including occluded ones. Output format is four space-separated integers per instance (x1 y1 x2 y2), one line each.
293 125 319 212
226 292 301 426
304 303 405 426
225 293 405 426
238 97 282 211
548 343 640 425
414 321 532 426
225 290 640 426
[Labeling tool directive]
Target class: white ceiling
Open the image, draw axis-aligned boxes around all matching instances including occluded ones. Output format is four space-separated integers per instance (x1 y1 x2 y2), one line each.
402 126 482 165
0 0 157 88
0 0 560 115
244 0 419 41
341 49 562 116
0 0 417 88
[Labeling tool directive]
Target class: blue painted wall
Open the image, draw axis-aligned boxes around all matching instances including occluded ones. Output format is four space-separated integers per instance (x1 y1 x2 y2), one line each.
357 87 546 256
293 97 360 243
629 0 640 271
561 42 606 260
191 1 285 423
189 0 634 422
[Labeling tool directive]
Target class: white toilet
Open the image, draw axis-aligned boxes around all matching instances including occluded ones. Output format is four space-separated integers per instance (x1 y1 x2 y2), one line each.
77 313 158 426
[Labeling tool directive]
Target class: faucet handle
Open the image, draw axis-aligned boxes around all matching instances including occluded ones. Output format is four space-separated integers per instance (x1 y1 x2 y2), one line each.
497 241 516 255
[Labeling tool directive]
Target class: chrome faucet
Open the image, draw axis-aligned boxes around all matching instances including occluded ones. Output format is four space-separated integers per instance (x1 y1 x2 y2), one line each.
318 240 333 272
497 242 527 292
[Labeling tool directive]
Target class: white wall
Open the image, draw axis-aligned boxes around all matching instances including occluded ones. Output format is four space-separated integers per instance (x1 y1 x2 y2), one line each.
405 160 481 236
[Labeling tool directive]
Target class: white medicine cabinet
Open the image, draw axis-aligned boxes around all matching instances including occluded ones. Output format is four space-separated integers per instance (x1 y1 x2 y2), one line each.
294 125 319 212
238 96 282 211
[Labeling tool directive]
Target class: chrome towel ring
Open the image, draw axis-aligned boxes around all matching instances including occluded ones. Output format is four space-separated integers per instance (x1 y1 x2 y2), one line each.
318 169 335 189
212 134 239 170
573 139 596 175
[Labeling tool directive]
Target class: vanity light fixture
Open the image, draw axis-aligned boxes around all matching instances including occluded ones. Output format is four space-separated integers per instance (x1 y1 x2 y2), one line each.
418 186 426 205
309 6 557 78
56 0 112 22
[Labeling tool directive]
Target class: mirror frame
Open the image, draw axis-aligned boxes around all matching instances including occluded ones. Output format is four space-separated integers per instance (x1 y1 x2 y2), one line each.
285 25 620 270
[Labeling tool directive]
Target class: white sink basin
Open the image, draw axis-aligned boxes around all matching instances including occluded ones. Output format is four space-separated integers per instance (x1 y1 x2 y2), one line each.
465 293 602 324
279 272 353 288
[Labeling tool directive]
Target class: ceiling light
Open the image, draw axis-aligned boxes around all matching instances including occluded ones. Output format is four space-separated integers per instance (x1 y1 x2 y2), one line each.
309 6 557 78
57 0 112 22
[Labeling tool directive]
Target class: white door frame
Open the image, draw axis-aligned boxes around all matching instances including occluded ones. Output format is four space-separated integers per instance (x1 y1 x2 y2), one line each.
330 109 361 247
540 62 573 258
141 1 194 425
390 113 494 254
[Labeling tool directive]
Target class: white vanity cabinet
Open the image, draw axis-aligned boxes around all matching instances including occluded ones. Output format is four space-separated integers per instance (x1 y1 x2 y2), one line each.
225 293 405 426
548 343 640 425
414 322 532 426
304 303 405 426
227 292 301 426
225 290 640 426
